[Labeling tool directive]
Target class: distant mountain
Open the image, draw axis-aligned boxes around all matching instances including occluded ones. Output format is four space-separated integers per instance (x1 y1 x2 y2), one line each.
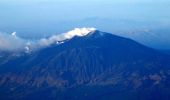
0 30 170 100
114 29 170 49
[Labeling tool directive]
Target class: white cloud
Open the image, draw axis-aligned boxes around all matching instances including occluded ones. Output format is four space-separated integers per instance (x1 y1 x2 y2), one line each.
0 27 96 52
38 27 96 47
0 32 26 51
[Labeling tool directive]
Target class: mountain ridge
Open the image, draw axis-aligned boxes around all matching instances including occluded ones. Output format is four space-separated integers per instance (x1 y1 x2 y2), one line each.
0 30 170 100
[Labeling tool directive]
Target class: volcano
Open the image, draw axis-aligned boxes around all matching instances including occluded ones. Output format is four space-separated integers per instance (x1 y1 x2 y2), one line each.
0 30 170 100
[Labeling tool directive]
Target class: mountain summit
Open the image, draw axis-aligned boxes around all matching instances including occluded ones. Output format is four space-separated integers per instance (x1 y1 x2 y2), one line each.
36 27 97 48
0 30 170 100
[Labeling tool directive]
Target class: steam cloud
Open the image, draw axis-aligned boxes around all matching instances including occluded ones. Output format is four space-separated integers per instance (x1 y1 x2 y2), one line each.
0 32 26 51
0 28 96 52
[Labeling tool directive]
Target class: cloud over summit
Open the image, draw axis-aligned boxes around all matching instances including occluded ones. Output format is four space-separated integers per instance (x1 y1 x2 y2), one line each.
0 27 96 52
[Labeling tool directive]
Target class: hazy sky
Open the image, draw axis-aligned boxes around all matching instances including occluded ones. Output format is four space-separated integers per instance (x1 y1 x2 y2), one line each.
0 0 170 21
0 0 170 49
0 0 170 33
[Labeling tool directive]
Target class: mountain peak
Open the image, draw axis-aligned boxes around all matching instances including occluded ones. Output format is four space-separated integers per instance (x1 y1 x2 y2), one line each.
38 28 96 46
86 30 106 37
65 27 96 38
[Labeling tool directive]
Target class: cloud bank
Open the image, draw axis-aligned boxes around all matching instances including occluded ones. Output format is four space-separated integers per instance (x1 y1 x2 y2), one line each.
0 32 26 51
38 27 96 46
0 27 96 52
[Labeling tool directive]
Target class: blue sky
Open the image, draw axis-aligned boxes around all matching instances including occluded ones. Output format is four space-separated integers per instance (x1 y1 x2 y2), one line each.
0 0 170 49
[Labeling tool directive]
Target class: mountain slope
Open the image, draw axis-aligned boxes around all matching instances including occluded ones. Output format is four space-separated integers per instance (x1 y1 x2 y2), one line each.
0 30 170 100
160 50 170 55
